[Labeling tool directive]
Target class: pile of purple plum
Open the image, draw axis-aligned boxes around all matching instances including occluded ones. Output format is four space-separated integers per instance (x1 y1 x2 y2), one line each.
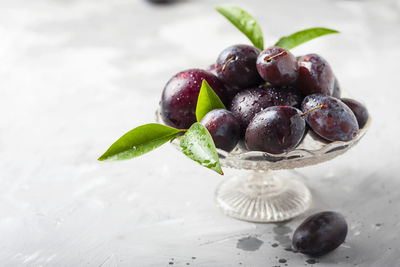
160 44 369 154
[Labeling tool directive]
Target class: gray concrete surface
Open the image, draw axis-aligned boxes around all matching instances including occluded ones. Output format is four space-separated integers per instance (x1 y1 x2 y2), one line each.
1 0 399 266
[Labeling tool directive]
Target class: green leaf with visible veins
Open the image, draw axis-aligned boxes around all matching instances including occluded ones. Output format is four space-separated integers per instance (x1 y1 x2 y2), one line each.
275 27 339 50
98 123 184 161
196 80 226 122
180 123 223 175
215 5 264 50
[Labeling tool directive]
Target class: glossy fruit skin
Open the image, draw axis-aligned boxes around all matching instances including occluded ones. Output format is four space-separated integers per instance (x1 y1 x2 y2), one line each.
200 109 241 152
301 94 359 141
256 46 298 86
245 106 306 154
332 77 341 98
341 98 369 128
230 85 303 133
297 54 335 96
216 44 264 92
292 211 348 256
208 63 237 104
161 69 227 129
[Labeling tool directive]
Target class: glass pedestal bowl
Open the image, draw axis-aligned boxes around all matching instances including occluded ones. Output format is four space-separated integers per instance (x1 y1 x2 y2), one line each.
156 109 370 223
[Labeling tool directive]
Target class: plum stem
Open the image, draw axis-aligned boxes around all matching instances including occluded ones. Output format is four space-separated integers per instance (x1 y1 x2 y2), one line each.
222 55 235 71
265 51 286 62
301 104 326 117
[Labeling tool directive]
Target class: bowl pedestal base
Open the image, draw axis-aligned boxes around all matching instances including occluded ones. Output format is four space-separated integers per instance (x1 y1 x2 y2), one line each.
215 170 312 223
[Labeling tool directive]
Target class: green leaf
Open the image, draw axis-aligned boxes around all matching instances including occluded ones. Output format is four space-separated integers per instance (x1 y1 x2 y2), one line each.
180 123 223 175
196 80 226 122
274 27 339 50
215 5 264 50
98 123 184 161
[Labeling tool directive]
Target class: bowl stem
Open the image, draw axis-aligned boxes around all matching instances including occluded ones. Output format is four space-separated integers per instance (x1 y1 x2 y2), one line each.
215 170 312 223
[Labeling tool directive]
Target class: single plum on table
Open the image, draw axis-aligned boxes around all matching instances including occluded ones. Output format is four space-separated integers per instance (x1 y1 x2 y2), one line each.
256 46 298 86
341 98 369 128
245 106 306 154
297 54 335 96
160 69 228 129
292 211 348 256
301 94 359 141
200 109 241 152
216 44 264 92
230 85 303 133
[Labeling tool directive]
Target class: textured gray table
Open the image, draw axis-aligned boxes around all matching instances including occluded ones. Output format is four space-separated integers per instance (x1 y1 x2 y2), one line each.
1 0 399 266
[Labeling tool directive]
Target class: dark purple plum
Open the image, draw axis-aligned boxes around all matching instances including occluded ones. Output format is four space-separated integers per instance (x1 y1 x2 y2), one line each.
245 106 306 154
208 63 238 104
264 85 304 107
292 211 348 256
297 54 335 96
341 98 369 128
301 94 359 141
161 69 228 129
256 46 298 86
332 77 341 98
216 44 264 92
200 109 241 152
230 85 304 133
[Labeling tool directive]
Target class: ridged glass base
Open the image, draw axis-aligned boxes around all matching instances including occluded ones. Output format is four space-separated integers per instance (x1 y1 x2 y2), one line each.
215 170 311 223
